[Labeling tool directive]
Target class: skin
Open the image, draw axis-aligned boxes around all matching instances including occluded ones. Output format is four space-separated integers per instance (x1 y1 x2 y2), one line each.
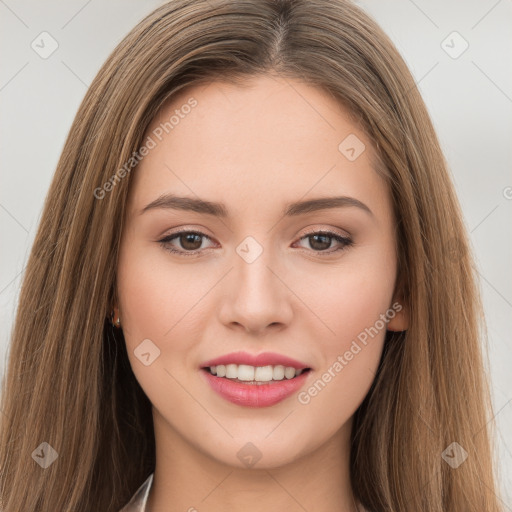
115 74 408 512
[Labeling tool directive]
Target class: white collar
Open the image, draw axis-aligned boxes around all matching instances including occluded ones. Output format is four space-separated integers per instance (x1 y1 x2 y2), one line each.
119 473 154 511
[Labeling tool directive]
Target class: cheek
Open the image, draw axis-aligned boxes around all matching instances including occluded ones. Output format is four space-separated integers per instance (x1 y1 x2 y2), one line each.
117 254 171 341
116 241 223 391
299 256 395 354
327 278 391 355
293 249 395 408
115 247 203 411
292 275 392 442
116 243 203 361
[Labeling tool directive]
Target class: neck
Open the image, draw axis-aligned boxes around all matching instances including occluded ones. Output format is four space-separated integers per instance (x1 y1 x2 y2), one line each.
146 409 361 512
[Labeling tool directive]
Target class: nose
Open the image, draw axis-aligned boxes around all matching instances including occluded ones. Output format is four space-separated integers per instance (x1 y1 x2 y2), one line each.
217 246 293 336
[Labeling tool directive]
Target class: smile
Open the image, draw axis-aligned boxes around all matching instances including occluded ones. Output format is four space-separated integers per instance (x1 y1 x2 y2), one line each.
200 351 312 407
206 364 307 382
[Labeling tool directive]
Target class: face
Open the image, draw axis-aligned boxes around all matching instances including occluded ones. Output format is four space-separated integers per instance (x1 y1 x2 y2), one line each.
116 74 406 469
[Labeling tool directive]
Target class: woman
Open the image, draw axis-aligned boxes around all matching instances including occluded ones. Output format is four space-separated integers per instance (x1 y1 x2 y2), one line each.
0 0 504 511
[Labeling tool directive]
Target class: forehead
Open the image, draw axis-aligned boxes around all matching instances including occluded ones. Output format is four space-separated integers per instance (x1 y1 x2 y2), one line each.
128 75 389 220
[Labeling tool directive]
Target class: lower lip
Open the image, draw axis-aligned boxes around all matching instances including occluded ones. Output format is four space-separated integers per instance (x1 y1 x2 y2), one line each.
201 369 310 408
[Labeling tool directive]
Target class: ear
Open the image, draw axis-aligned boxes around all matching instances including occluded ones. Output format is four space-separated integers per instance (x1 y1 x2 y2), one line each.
387 297 409 332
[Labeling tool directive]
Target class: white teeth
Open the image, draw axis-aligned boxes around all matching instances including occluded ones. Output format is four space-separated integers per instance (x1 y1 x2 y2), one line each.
226 364 237 378
255 365 273 382
284 366 296 379
237 364 255 381
273 365 285 380
208 364 306 381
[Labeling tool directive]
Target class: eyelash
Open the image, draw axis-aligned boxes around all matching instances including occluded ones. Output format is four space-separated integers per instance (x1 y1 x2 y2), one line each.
158 228 354 257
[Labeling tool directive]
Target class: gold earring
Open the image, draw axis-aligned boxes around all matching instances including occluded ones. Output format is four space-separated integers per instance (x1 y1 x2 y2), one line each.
110 309 121 328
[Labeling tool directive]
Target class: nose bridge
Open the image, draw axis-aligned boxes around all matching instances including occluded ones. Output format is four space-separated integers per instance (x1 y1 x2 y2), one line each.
219 235 292 332
235 237 281 306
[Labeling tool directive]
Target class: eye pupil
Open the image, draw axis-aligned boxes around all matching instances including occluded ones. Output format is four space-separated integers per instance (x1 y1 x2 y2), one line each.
181 233 202 250
309 234 331 251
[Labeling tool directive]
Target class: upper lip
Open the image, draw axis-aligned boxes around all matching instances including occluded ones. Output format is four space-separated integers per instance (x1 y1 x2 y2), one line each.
201 351 311 370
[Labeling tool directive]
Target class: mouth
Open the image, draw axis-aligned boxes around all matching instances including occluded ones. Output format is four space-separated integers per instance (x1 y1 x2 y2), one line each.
201 367 311 407
199 352 313 407
201 364 311 385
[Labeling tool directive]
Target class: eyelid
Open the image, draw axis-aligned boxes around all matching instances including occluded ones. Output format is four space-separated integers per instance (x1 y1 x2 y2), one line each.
299 225 350 239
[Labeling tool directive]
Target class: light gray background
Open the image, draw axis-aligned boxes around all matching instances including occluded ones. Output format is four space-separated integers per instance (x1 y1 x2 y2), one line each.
1 0 511 506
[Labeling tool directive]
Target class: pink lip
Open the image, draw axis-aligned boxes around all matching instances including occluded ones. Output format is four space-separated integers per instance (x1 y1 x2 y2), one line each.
201 351 310 370
201 369 310 408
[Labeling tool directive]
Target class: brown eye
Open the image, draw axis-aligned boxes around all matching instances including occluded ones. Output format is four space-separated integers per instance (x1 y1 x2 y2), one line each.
178 233 203 251
159 229 353 257
308 233 332 251
295 231 353 254
159 230 214 256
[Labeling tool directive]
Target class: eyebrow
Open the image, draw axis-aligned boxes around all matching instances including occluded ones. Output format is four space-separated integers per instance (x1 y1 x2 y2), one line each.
139 193 373 218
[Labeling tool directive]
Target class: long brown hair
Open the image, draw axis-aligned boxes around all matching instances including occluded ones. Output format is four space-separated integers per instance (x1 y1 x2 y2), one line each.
0 0 503 510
